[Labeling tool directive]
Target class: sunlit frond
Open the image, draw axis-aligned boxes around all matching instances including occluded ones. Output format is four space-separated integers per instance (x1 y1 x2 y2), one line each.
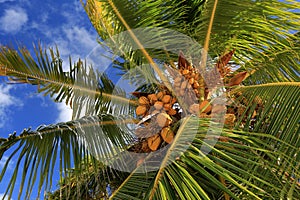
110 117 300 199
0 45 136 119
0 114 135 199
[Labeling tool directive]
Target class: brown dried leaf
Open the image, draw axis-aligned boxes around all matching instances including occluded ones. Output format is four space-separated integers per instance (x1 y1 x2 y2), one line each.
216 49 235 69
178 51 190 70
225 114 236 128
131 91 149 98
0 66 7 76
227 71 248 86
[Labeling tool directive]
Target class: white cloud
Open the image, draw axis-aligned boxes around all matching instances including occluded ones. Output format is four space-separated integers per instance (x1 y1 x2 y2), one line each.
61 1 86 24
0 84 23 128
23 1 103 124
45 26 99 72
40 12 49 23
64 26 98 51
0 156 14 170
29 1 99 70
55 102 73 123
0 193 11 200
0 85 15 106
0 7 28 33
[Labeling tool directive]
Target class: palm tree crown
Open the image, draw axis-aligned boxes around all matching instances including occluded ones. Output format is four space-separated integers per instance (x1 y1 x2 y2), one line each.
0 0 299 199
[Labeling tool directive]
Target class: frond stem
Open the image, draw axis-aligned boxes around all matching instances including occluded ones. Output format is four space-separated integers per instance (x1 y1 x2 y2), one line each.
231 82 300 93
1 66 138 106
149 116 192 199
12 118 138 140
107 0 174 98
201 0 219 70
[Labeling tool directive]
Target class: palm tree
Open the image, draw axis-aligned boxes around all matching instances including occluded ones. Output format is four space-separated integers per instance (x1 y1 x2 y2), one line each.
0 0 299 199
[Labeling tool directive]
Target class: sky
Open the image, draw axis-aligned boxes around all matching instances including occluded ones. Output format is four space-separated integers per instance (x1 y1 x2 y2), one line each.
0 0 102 199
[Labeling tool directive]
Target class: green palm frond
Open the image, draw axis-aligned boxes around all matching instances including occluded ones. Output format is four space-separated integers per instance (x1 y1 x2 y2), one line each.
84 0 299 83
46 159 128 199
231 82 300 133
110 116 300 199
84 0 199 40
194 0 300 82
242 31 300 84
0 114 135 199
0 45 135 119
230 83 300 187
83 0 205 73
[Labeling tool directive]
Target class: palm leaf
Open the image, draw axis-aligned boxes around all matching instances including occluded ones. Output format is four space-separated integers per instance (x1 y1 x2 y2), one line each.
231 83 300 180
0 45 135 119
0 114 135 199
110 116 300 199
84 0 300 83
195 0 300 82
46 159 128 199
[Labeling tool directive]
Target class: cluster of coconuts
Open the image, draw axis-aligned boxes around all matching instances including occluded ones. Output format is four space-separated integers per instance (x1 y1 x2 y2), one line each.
134 90 179 152
135 90 178 117
173 65 201 100
132 50 250 153
132 53 216 152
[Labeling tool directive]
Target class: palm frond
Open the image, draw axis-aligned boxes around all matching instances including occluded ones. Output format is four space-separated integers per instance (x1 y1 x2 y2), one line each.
0 114 135 199
110 116 300 199
196 0 300 82
46 158 128 199
84 0 300 84
230 82 300 188
83 0 205 75
0 45 135 119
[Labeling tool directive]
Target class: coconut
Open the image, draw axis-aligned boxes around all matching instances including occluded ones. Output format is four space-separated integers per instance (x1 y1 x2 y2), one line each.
160 127 174 144
136 105 147 116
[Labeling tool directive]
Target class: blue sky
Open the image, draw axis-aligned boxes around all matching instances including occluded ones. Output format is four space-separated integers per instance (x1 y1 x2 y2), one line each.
0 0 101 199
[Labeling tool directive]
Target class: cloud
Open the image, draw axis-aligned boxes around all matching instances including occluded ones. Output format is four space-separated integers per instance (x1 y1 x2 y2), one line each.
64 26 98 51
61 1 87 24
22 1 103 124
0 156 14 170
0 84 23 128
44 25 99 73
28 1 99 70
0 7 28 33
55 102 73 123
0 193 11 200
0 85 15 106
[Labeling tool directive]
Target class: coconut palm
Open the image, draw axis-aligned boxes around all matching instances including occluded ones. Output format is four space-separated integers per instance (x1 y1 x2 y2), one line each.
0 0 299 199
